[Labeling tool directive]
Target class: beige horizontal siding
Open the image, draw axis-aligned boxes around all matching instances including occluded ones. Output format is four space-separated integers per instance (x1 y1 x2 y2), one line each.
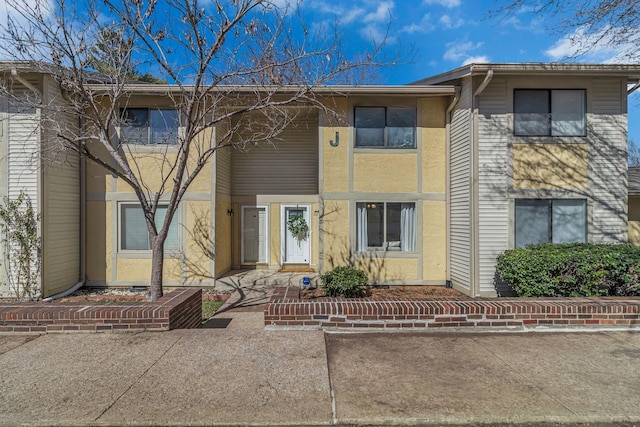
231 113 319 196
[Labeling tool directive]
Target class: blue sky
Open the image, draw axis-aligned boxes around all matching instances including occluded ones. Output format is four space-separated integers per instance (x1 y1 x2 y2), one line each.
296 0 640 143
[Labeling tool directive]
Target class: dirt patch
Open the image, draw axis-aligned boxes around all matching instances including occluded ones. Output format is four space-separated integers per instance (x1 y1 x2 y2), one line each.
300 285 470 300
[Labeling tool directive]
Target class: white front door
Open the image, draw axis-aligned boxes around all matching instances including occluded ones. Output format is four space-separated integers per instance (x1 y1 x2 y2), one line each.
283 206 310 264
242 206 267 263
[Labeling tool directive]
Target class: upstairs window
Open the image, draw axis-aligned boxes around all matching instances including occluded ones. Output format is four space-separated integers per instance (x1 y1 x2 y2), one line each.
355 107 416 148
515 199 587 248
356 202 416 252
120 108 180 145
514 89 586 137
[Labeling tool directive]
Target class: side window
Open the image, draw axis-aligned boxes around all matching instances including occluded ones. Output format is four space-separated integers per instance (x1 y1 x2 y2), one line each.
515 199 586 248
356 202 416 251
514 89 586 137
120 204 179 251
120 108 179 144
355 107 416 148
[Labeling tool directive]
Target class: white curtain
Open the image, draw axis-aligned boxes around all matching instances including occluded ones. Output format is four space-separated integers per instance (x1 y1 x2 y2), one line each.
356 204 368 251
400 203 415 252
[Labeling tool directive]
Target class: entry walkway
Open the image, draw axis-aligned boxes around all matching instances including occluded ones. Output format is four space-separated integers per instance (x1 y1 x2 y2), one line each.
214 269 319 312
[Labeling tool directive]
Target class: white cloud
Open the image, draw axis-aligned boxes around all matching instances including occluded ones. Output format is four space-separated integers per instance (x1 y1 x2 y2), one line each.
462 55 490 65
443 40 483 62
422 0 461 8
307 1 366 25
400 13 435 34
438 14 464 29
359 23 396 45
308 0 397 44
545 26 635 63
0 0 53 29
363 1 394 23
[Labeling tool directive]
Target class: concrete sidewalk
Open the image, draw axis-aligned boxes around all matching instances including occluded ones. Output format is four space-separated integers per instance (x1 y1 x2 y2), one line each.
1 312 640 426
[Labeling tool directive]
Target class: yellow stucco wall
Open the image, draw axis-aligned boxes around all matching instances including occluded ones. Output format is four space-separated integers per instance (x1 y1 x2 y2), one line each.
629 221 640 246
512 143 588 190
423 201 446 280
353 153 418 192
421 98 447 193
322 98 349 193
116 258 182 281
85 117 215 286
269 203 281 267
184 201 214 283
320 200 350 270
354 258 419 282
629 197 640 246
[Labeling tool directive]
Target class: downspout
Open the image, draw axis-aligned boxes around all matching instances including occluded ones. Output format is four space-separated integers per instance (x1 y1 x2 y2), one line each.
445 87 461 288
42 281 84 302
470 69 493 297
628 80 640 95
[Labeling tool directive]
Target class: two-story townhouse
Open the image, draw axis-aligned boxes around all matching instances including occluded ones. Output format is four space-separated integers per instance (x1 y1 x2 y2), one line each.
3 62 640 299
211 86 456 287
415 63 640 296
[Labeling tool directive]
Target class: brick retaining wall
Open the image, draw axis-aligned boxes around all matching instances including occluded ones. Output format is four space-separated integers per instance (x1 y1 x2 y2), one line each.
0 288 202 333
264 287 640 330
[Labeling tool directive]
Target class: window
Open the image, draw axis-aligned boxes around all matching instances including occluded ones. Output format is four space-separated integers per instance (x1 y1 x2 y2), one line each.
515 199 586 248
356 202 415 251
355 107 416 148
514 89 586 136
120 204 179 251
120 108 180 144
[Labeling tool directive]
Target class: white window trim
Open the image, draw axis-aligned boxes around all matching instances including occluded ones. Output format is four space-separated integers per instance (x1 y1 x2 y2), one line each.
355 201 417 254
241 205 270 265
117 202 183 257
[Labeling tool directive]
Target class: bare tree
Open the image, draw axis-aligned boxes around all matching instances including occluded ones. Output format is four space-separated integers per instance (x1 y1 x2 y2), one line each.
491 0 640 61
0 0 386 301
629 139 640 166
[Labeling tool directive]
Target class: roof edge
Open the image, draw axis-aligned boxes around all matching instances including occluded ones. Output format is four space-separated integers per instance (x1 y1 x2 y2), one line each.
412 63 640 85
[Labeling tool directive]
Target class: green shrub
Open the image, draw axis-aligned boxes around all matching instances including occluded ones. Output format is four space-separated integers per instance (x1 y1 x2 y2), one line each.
320 266 368 298
496 243 640 297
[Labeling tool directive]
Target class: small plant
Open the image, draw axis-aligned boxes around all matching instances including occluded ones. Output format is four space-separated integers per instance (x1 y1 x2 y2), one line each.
287 214 309 241
0 191 41 301
320 266 368 298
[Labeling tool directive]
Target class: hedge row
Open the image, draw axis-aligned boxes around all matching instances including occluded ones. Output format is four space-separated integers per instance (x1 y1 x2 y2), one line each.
496 243 640 297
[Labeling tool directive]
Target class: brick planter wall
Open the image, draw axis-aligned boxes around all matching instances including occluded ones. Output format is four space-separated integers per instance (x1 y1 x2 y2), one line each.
0 288 202 333
264 287 640 330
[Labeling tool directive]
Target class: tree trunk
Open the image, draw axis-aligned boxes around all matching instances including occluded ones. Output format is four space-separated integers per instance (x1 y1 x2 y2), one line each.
148 236 165 302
